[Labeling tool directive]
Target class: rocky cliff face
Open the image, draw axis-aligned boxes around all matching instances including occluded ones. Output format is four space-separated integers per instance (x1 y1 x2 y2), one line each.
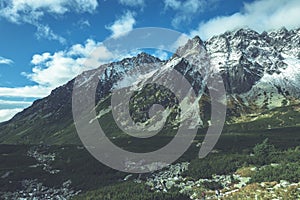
1 27 300 144
206 28 300 115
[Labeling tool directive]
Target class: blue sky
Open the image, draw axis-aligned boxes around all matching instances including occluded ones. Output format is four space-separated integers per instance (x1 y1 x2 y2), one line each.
0 0 300 122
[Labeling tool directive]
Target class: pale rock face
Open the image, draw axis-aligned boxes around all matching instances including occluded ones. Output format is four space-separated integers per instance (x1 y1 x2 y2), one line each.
205 28 300 111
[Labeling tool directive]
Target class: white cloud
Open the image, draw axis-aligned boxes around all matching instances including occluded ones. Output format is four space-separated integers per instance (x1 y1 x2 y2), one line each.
0 0 98 24
35 24 66 44
77 19 91 29
0 99 32 106
152 49 169 60
164 0 181 10
0 108 23 122
0 85 52 98
164 0 211 28
190 0 300 40
106 11 136 39
0 56 13 65
0 99 32 122
119 0 145 7
23 39 114 88
0 0 98 43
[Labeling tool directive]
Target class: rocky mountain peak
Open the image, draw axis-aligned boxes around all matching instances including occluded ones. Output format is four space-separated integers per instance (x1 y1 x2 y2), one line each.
234 28 259 37
175 35 205 58
133 52 162 63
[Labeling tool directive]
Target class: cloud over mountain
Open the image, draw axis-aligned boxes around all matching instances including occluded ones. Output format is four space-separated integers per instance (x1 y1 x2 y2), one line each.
191 0 300 39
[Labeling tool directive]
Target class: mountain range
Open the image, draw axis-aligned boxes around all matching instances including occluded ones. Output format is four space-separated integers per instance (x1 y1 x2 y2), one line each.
1 27 300 144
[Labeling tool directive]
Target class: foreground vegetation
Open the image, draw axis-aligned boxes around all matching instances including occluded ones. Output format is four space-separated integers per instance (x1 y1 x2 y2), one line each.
74 139 300 199
0 127 299 199
186 138 300 182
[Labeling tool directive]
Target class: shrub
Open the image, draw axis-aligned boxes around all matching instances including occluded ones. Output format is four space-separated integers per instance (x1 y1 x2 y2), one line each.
250 162 300 183
185 154 246 179
202 181 223 190
252 138 276 166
